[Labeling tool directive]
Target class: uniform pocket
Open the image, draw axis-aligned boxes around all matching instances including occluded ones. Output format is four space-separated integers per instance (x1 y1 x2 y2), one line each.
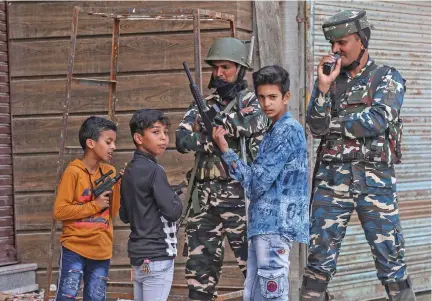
364 164 394 189
346 90 366 104
258 268 287 299
344 90 369 114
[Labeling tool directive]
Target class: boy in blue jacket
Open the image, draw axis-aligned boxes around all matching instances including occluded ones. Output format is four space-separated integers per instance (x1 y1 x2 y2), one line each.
213 65 309 300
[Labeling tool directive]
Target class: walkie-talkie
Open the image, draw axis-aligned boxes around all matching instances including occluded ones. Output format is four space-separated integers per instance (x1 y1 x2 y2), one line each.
323 53 341 75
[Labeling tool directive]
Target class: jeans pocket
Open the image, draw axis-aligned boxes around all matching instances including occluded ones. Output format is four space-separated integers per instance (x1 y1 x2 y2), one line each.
149 259 174 273
257 267 287 299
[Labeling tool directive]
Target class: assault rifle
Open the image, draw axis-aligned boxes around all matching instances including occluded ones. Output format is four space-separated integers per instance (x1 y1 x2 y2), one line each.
182 62 220 140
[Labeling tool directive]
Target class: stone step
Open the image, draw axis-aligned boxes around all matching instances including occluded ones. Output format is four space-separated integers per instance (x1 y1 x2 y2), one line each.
0 263 38 293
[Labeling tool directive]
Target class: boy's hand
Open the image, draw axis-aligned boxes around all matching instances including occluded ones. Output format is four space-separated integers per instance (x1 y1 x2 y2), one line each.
119 162 127 176
212 126 229 153
94 190 111 210
193 116 202 132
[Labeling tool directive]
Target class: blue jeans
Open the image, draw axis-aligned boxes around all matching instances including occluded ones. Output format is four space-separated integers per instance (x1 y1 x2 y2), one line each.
244 234 292 301
132 259 174 301
55 246 110 301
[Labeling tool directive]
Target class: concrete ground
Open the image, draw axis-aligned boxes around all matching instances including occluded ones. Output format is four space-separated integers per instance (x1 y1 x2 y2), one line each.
376 291 431 301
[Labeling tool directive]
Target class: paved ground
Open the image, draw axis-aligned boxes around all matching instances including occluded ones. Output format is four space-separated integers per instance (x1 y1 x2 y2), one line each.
376 291 431 301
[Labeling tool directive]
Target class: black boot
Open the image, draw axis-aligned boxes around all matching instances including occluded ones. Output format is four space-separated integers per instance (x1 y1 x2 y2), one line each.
385 277 417 301
299 275 330 301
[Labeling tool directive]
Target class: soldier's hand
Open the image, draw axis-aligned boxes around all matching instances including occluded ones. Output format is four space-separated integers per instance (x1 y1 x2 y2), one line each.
212 126 229 153
240 106 254 114
317 54 341 94
94 190 111 210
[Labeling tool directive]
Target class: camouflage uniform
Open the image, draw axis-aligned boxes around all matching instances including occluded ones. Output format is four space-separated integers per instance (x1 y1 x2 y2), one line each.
300 10 416 301
176 74 267 299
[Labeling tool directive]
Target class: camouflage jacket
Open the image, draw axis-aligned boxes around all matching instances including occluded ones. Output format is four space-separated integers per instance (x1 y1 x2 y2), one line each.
307 57 405 194
176 88 268 182
307 57 404 165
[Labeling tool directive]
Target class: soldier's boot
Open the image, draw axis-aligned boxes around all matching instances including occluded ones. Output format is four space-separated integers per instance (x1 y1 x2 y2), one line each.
299 275 331 301
385 277 417 301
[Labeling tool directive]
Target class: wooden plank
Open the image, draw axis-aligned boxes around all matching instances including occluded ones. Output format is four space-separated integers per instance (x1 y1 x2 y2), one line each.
12 112 186 153
13 150 194 192
8 1 252 39
11 72 253 116
16 228 241 269
11 73 212 116
0 215 13 227
15 193 57 231
0 196 12 206
254 1 283 66
10 31 252 77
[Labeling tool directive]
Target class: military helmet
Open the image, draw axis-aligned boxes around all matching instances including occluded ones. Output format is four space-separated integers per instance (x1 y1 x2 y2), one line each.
322 10 370 42
204 37 250 68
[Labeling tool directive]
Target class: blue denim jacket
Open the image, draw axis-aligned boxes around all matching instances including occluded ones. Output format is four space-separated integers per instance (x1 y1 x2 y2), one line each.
221 112 309 243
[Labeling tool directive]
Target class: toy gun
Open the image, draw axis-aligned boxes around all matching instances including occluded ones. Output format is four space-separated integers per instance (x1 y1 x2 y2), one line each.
171 181 187 196
183 62 220 140
94 172 122 198
94 170 122 217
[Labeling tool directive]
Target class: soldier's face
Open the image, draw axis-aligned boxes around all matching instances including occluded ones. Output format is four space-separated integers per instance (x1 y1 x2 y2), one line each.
211 61 238 83
331 33 363 66
133 121 169 157
257 84 290 123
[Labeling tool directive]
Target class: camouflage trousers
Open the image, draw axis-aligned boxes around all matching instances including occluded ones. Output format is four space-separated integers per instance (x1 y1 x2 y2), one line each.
185 180 247 301
301 186 410 300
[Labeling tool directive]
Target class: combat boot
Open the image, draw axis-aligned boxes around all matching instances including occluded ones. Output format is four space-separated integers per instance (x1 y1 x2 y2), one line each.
385 277 417 301
299 275 331 301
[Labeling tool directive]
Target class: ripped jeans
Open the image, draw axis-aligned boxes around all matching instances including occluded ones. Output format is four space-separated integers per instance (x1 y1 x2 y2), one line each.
244 234 292 301
55 246 110 301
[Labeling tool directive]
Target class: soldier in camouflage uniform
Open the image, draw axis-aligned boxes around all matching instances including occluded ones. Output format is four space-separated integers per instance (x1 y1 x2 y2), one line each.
300 10 416 301
176 37 267 300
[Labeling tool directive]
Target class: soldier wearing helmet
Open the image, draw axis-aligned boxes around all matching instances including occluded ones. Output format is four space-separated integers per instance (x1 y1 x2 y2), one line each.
300 9 415 301
176 37 267 300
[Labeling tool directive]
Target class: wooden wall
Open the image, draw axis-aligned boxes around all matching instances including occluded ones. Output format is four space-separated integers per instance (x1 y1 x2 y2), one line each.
8 1 253 298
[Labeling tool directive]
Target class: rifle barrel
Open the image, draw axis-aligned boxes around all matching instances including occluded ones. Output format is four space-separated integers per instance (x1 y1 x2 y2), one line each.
182 62 194 83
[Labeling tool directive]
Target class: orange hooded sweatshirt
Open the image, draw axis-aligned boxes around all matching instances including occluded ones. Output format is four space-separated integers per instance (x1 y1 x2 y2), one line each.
53 159 120 260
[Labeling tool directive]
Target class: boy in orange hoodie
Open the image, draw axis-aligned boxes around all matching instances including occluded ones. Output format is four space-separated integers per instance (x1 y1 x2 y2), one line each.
53 116 121 301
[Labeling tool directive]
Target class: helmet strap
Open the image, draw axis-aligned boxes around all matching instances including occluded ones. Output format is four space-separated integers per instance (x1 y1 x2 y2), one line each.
354 20 368 48
342 48 365 71
236 65 247 82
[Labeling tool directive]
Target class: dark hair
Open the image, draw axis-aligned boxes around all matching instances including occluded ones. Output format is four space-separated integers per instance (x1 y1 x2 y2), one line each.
78 116 117 150
129 109 171 139
252 65 290 96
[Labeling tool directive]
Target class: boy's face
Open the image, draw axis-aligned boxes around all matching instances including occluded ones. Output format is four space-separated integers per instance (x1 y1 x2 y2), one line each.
134 121 169 157
87 130 117 162
257 84 290 123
